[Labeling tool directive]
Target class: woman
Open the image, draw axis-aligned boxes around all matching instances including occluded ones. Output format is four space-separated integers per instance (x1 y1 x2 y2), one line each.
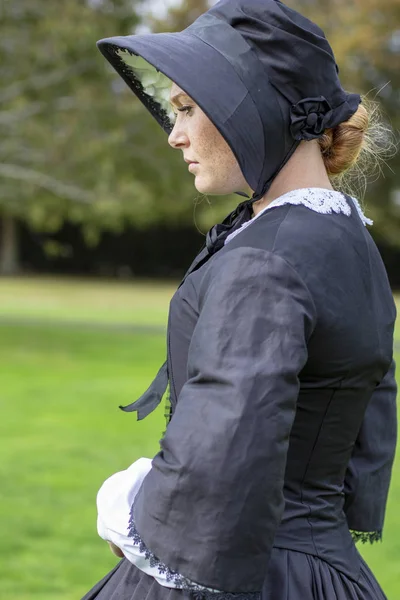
82 1 397 598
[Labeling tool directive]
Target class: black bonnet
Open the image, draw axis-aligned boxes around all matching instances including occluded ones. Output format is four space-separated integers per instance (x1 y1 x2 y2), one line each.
97 0 361 201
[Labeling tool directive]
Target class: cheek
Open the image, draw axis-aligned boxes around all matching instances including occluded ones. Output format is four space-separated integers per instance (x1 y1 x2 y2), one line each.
191 118 238 173
189 116 217 156
187 110 248 193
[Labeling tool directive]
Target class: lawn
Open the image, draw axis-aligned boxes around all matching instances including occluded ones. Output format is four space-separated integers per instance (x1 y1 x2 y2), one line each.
0 277 399 600
0 275 174 327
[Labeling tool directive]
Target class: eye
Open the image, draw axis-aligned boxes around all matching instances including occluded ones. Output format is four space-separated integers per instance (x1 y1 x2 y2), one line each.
176 105 193 116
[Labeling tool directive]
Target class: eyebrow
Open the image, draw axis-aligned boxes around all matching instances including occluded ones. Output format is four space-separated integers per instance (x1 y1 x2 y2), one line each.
169 91 192 106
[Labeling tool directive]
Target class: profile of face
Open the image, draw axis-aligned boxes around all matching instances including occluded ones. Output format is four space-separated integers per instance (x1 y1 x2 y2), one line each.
168 83 251 196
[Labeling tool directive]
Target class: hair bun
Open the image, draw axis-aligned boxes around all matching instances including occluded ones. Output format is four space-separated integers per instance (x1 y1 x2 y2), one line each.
317 97 397 201
319 104 368 176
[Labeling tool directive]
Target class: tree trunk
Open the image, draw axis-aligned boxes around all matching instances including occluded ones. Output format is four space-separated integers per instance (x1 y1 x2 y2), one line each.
0 214 20 275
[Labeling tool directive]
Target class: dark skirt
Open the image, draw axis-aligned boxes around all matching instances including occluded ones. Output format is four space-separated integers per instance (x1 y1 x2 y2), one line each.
81 548 387 600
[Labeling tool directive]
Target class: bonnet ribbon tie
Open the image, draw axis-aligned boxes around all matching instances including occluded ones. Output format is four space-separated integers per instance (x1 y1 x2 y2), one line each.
120 360 168 420
206 198 254 254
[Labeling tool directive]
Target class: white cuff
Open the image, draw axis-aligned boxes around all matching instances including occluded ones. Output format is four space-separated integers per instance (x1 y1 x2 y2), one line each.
96 457 182 587
96 457 222 592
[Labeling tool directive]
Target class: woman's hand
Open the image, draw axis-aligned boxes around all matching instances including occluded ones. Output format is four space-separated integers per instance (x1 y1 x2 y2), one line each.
108 541 124 558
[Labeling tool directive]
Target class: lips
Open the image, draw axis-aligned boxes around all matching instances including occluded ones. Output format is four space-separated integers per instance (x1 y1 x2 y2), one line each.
184 159 198 165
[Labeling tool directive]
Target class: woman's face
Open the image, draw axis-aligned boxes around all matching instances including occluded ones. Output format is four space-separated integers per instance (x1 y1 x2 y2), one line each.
168 83 251 196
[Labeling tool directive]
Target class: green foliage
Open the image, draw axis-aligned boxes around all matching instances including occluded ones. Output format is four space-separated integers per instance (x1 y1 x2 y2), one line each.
148 0 211 32
0 0 208 244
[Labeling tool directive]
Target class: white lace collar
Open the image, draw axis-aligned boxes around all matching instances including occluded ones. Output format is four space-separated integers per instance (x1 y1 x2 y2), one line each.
225 188 373 246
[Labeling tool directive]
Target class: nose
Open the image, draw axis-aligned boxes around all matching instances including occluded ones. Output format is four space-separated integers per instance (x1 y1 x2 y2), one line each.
168 121 189 150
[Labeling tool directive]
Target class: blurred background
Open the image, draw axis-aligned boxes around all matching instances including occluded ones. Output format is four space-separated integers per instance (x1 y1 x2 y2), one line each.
0 0 399 598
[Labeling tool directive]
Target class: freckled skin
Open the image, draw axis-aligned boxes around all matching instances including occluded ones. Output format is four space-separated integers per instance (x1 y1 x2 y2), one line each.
167 83 335 213
168 83 251 196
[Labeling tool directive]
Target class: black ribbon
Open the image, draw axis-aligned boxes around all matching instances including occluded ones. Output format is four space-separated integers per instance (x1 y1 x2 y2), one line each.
206 198 254 255
119 360 168 420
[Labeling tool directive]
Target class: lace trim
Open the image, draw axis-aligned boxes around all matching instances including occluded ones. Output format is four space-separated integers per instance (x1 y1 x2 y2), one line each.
128 511 260 599
187 592 261 599
225 188 373 245
350 530 382 544
350 196 374 227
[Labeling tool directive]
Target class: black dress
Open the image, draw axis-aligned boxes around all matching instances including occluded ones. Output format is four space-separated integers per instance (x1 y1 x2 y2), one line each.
82 191 397 600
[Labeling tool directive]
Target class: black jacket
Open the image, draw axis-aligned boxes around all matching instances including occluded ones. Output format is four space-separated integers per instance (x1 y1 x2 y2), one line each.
126 197 397 593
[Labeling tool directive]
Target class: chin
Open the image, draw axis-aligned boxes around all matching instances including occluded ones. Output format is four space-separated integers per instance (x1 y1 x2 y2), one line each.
194 177 234 196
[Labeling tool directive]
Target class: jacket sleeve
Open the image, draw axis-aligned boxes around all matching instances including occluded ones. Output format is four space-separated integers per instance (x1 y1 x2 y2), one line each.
344 359 397 542
130 247 317 595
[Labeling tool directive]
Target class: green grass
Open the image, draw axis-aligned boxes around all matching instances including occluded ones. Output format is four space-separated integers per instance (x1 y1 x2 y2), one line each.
0 322 167 600
0 276 175 326
0 277 399 599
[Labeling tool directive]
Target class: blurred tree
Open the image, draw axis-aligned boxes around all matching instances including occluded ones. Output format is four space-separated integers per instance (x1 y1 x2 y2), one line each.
0 0 133 271
0 0 197 274
148 0 211 31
